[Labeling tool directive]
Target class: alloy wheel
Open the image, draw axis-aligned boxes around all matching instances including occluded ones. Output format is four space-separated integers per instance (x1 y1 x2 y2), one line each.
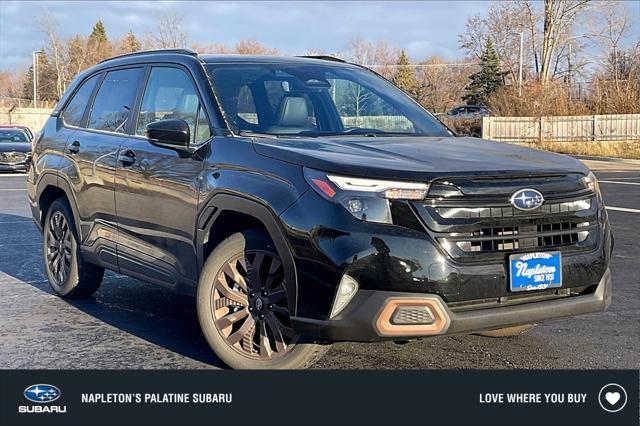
46 211 73 286
211 250 298 360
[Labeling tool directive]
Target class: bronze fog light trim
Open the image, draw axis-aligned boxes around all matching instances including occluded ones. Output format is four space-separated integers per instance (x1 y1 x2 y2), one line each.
375 297 450 337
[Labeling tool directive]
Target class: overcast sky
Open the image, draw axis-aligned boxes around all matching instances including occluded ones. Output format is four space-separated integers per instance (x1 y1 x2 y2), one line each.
1 1 638 72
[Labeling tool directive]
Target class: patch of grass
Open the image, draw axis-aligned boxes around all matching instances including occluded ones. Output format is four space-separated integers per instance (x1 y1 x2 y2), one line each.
515 140 640 159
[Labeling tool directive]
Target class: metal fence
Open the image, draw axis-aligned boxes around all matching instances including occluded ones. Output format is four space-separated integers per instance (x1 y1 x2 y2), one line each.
341 115 414 132
482 114 640 143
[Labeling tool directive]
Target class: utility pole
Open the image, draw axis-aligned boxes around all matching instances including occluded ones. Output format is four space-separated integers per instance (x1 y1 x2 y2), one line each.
568 44 572 102
32 51 39 108
518 32 524 97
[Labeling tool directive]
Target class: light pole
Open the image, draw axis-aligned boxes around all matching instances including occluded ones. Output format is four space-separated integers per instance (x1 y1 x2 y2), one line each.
518 32 524 97
32 51 43 108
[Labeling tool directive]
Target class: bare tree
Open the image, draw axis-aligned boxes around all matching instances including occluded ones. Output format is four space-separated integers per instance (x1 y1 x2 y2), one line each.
38 11 67 98
590 1 635 85
190 41 229 54
190 39 278 55
539 0 589 82
0 71 27 100
415 57 477 113
461 1 596 84
145 12 188 49
343 37 399 80
587 1 640 113
521 1 541 76
234 39 279 55
459 1 529 83
66 35 93 79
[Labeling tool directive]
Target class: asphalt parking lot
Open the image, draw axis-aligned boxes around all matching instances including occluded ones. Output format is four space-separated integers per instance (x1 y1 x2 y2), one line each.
0 158 638 369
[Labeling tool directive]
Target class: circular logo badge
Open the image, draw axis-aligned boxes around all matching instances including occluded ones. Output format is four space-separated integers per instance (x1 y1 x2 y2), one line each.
254 298 264 311
24 384 61 404
598 383 627 413
510 188 544 211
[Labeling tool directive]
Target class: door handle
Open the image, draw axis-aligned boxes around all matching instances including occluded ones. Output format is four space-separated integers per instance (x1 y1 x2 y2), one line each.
68 140 80 154
118 149 136 166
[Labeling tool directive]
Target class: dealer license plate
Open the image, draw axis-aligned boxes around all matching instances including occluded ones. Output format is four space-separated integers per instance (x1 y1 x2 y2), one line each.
509 251 562 292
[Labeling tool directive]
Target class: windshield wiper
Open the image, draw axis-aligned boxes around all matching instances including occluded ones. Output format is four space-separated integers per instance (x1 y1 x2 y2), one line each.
238 131 279 139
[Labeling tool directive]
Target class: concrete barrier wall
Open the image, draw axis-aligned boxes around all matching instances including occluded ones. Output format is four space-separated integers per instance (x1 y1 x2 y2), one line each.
0 108 54 133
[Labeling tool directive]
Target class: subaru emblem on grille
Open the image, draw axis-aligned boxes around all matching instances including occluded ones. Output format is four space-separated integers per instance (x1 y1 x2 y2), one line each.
510 189 544 211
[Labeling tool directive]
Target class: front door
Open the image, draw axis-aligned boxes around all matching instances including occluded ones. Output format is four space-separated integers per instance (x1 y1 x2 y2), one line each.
114 66 212 289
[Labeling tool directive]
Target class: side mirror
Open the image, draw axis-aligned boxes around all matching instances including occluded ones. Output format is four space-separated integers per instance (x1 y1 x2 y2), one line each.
146 119 190 149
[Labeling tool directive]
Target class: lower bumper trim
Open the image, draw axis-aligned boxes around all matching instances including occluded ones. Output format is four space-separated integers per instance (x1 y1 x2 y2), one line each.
291 268 612 342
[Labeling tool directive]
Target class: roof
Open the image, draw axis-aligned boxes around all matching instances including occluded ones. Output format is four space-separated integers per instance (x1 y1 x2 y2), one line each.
92 49 360 73
0 125 31 133
200 54 356 67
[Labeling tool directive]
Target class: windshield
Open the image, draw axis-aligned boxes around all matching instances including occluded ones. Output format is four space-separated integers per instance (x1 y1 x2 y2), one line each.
0 130 29 143
205 62 452 138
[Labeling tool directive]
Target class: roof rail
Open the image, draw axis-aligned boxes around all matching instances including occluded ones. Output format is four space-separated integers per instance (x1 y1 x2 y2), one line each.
99 48 198 64
297 55 347 63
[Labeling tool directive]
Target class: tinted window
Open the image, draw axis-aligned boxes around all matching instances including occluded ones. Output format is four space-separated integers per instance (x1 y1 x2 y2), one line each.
195 106 211 143
206 63 450 137
264 80 286 115
136 67 210 144
88 68 142 133
330 78 413 132
62 74 100 127
237 85 258 125
0 130 29 142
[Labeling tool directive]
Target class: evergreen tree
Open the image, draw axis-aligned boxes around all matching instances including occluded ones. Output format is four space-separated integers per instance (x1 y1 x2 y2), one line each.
88 20 112 62
89 20 108 44
463 38 503 106
392 50 419 99
121 30 141 53
23 50 58 102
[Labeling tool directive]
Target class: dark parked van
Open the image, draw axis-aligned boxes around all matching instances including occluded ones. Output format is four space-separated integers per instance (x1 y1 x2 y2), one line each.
27 49 613 369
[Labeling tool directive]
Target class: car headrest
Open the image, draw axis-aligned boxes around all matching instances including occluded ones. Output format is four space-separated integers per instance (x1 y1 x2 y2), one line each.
274 96 309 127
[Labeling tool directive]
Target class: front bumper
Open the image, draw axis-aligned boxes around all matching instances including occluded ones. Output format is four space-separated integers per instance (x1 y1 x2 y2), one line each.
291 267 612 342
0 162 28 172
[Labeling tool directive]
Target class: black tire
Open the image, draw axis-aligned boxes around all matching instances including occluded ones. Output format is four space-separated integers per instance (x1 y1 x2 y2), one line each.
43 198 104 298
197 230 328 369
476 324 536 338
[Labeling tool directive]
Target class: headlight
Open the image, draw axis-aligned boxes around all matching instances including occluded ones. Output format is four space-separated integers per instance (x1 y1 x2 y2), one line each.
583 171 599 193
304 168 429 224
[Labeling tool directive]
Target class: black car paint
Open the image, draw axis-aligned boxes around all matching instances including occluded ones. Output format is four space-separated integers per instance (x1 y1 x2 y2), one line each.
252 135 590 180
0 141 32 171
0 142 31 153
27 52 612 342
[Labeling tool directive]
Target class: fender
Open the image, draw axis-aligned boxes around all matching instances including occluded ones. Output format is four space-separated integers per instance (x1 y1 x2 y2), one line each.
34 172 84 241
196 193 299 315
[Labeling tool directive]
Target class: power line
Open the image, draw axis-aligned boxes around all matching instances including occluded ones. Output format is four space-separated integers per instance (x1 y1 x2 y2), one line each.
366 63 480 68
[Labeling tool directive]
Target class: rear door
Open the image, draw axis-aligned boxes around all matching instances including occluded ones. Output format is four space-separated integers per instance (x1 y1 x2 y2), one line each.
64 67 144 268
114 65 212 289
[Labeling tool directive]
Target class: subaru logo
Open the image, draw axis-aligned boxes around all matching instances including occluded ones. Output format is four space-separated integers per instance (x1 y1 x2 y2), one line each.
24 384 61 403
510 189 544 211
255 298 264 311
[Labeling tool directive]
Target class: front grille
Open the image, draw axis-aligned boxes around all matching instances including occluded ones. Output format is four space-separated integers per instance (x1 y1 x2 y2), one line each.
0 151 27 164
412 174 600 262
450 220 590 253
435 198 591 219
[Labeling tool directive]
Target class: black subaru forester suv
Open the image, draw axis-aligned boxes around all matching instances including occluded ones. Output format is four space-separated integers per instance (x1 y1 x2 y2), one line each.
28 49 612 369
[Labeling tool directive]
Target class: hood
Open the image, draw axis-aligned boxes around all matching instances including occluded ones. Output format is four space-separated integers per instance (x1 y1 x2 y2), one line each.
0 142 31 153
252 136 588 180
